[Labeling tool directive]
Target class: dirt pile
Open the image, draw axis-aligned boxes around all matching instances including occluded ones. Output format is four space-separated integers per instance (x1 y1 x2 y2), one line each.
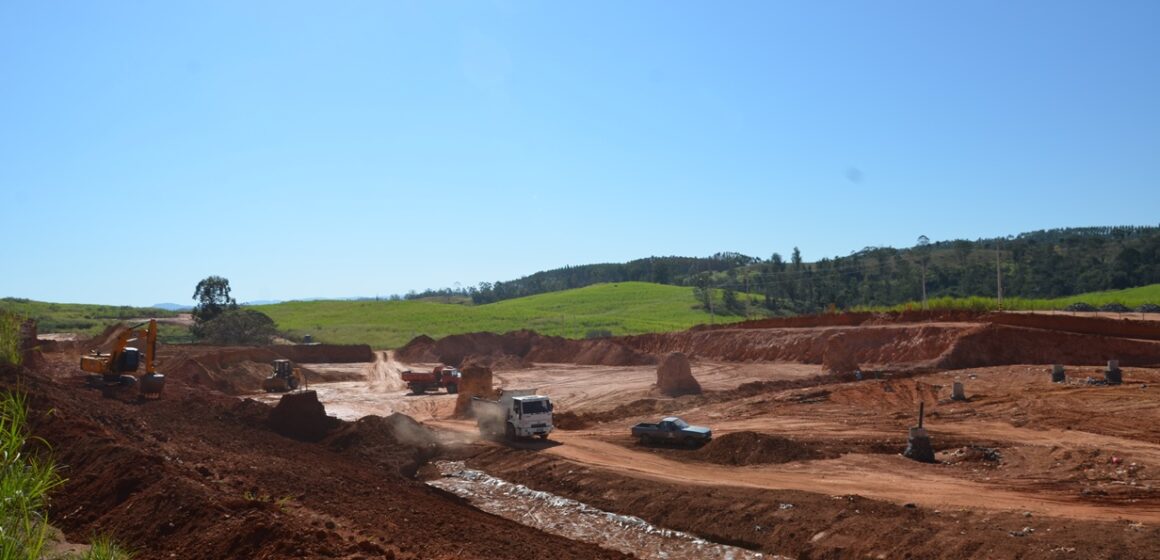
462 351 532 370
821 332 861 374
395 335 437 363
693 431 836 465
325 413 439 477
655 352 701 396
268 390 340 442
454 364 498 418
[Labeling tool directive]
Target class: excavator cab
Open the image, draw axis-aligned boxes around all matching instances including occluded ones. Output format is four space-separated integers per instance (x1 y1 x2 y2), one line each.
263 359 303 392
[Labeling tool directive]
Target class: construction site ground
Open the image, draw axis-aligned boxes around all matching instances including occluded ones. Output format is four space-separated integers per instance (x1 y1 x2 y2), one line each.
7 312 1160 559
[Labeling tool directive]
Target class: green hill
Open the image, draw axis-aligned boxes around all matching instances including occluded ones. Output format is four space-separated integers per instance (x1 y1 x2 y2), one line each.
0 298 177 335
256 282 749 349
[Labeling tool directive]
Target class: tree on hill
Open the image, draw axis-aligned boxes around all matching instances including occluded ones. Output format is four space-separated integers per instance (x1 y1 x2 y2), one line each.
192 275 237 324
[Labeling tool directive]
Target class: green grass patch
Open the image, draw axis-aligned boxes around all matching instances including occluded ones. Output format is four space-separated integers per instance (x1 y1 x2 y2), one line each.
257 282 750 348
852 283 1160 313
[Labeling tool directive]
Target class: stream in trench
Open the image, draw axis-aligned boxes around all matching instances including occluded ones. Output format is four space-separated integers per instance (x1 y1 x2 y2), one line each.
428 461 782 560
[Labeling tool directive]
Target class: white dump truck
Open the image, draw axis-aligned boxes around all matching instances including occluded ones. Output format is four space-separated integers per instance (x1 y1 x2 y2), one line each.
471 388 554 440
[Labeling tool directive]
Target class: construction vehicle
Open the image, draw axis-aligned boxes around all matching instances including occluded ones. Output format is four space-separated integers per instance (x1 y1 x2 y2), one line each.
262 359 305 392
401 365 461 395
471 388 554 440
80 319 166 399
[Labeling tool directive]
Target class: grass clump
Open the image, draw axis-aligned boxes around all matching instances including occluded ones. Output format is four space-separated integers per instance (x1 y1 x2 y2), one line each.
0 311 20 366
0 390 62 559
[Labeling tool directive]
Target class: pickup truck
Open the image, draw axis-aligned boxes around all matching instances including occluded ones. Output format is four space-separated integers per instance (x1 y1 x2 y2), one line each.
631 416 712 446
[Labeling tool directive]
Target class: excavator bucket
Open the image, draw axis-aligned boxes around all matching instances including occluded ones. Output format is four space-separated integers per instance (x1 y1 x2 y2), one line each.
263 375 290 392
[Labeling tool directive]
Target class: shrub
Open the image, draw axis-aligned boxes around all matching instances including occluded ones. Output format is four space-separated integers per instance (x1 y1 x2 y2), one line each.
585 329 614 339
1099 302 1130 312
1065 302 1096 312
1136 303 1160 313
0 311 21 366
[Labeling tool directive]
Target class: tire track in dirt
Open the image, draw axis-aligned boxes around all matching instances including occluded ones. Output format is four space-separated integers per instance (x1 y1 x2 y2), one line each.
538 433 1160 523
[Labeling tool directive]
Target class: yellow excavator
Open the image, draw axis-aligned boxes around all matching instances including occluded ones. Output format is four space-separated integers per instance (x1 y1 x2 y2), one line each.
262 359 305 392
80 319 166 399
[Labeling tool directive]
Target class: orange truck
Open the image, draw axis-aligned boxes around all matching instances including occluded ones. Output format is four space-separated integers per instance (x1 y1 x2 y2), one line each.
401 365 461 395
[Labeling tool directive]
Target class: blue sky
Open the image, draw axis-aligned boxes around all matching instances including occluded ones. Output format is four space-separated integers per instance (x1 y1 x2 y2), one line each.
2 1 1157 306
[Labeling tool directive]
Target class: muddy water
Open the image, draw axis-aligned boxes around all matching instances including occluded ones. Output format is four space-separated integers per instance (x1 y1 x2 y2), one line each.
428 461 780 560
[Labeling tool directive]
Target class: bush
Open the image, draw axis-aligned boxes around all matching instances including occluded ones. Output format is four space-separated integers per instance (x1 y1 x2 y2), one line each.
1 391 63 559
1136 303 1160 313
1099 303 1130 312
192 309 277 345
585 329 614 339
1065 302 1096 312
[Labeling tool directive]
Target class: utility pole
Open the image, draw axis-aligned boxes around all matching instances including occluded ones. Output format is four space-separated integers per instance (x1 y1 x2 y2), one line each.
918 235 930 310
996 241 1003 311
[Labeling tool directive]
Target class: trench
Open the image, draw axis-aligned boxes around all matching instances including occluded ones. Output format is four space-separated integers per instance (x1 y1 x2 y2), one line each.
428 461 782 560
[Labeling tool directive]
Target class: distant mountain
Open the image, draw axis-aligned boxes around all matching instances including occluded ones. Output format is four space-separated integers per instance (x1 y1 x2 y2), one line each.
241 300 282 306
153 303 193 311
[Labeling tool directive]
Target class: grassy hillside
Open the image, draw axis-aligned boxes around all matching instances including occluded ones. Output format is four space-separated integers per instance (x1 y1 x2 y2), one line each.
0 298 177 335
256 282 747 349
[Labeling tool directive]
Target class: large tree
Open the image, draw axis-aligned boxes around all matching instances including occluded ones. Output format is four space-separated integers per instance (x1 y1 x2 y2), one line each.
192 275 238 325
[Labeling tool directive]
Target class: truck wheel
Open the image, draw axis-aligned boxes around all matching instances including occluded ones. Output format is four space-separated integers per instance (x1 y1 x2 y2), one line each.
504 423 515 441
446 383 458 395
410 385 424 395
538 433 550 440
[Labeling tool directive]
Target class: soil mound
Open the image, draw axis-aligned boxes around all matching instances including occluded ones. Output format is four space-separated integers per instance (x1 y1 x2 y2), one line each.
821 333 861 374
324 413 439 477
268 390 339 442
462 351 532 370
656 352 701 396
693 431 835 465
454 364 498 418
395 335 438 363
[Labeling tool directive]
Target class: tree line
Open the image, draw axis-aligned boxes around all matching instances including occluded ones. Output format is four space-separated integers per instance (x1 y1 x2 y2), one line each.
402 225 1160 314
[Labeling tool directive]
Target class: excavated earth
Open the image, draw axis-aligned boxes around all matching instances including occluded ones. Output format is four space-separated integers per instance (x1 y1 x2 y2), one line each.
7 311 1160 559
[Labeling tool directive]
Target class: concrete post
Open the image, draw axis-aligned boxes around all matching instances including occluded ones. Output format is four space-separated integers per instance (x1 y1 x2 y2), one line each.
951 381 966 401
1105 360 1122 385
1051 364 1065 383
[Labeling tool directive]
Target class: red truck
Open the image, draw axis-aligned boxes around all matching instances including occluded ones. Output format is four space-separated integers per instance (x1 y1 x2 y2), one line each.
401 365 461 395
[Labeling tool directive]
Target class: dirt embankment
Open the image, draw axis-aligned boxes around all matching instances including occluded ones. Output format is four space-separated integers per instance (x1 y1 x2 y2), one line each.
401 316 1160 378
624 324 969 369
937 324 1160 368
984 312 1160 341
396 331 655 368
6 351 627 560
160 344 373 395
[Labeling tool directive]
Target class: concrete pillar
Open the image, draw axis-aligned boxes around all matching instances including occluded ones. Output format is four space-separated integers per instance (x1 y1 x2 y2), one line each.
904 427 936 463
1051 364 1065 383
1105 360 1122 385
951 381 966 401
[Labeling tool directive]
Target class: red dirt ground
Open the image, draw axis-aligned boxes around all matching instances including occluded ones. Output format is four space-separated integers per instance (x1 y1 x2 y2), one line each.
7 311 1160 559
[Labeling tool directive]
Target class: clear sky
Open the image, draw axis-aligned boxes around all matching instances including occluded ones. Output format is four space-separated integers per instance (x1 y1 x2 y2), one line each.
2 1 1157 307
